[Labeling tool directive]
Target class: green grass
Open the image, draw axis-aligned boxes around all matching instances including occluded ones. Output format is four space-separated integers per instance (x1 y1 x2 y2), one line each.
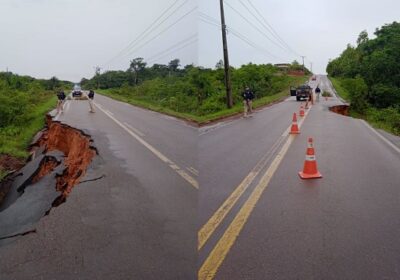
330 77 400 136
0 95 56 158
97 89 200 122
98 75 308 125
196 90 290 124
330 77 350 102
351 107 400 136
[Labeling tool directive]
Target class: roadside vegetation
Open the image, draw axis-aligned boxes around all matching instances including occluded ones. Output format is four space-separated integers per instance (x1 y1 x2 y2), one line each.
82 59 308 123
0 72 72 180
327 21 400 135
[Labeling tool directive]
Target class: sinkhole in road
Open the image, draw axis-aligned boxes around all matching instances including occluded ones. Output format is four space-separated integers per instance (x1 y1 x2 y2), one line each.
0 116 97 240
33 115 98 207
329 105 350 116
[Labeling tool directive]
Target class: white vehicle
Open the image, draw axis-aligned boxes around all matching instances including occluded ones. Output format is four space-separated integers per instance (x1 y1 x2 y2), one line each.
72 84 82 98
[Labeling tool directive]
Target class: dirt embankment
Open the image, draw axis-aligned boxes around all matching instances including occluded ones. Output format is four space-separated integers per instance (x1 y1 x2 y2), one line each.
0 115 97 207
329 105 350 116
33 116 97 205
0 156 25 203
0 155 25 173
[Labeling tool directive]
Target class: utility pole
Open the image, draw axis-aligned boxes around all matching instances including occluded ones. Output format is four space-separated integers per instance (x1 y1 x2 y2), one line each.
219 0 233 108
310 62 313 73
94 66 102 89
301 56 305 72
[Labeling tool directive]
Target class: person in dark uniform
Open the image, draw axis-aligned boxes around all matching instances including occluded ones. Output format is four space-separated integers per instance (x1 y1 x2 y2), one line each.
88 90 95 113
242 86 255 117
315 85 321 102
56 90 66 113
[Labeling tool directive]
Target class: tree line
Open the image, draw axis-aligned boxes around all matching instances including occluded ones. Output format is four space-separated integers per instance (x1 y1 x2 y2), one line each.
326 21 400 112
83 58 305 116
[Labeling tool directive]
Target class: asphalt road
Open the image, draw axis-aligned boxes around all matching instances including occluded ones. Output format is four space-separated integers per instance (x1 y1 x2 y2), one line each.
0 93 198 279
199 75 400 279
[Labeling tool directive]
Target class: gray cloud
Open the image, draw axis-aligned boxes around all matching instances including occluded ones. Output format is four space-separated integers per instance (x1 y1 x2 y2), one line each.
0 0 196 82
199 0 400 74
1 0 398 81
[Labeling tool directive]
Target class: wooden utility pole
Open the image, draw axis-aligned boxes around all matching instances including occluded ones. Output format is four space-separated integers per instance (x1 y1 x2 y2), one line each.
219 0 233 108
94 66 102 89
301 56 306 72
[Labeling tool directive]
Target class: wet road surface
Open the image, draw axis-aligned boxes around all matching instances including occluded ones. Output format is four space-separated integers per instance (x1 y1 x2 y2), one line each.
0 93 198 280
199 75 400 279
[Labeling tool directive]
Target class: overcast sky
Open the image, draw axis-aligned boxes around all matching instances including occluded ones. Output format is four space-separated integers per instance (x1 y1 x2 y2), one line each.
199 0 400 74
1 0 399 82
0 0 196 82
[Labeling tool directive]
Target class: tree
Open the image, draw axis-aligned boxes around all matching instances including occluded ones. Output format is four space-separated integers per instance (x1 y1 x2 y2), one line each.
357 30 369 46
168 59 180 74
129 57 147 85
215 59 224 69
46 76 60 90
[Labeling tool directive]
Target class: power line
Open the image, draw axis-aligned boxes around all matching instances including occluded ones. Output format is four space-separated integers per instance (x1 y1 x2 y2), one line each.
244 0 302 57
123 7 196 61
199 12 221 26
103 0 188 68
238 0 289 52
228 28 282 60
147 39 198 64
199 14 282 60
223 0 289 54
146 34 197 62
198 13 221 27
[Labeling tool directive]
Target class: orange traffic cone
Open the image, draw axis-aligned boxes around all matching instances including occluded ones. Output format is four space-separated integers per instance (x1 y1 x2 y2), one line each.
299 105 305 117
305 100 309 109
299 138 322 179
289 113 300 134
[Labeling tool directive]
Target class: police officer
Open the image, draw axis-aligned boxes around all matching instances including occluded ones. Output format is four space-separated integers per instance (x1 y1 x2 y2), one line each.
315 85 321 102
88 90 95 113
242 86 255 117
56 90 66 113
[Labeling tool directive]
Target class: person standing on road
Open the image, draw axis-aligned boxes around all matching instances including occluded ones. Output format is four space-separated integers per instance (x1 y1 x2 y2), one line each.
88 90 95 113
242 86 255 117
315 85 321 102
56 90 66 114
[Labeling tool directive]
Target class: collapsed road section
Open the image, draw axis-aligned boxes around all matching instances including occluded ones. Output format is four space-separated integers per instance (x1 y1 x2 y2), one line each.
0 115 97 241
329 105 350 116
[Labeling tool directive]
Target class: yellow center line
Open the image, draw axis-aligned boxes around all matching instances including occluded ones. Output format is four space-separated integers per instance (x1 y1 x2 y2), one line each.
94 102 199 189
198 105 313 279
199 134 296 280
198 134 285 250
198 105 312 250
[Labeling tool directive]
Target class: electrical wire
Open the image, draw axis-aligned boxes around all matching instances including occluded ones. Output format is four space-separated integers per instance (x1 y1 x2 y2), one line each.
146 34 197 62
238 0 288 51
243 0 302 57
123 7 196 60
147 39 198 64
103 0 189 68
199 16 282 61
223 0 288 53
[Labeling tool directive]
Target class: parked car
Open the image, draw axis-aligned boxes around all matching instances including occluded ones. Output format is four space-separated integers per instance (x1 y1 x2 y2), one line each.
295 85 312 101
311 75 317 81
72 85 82 98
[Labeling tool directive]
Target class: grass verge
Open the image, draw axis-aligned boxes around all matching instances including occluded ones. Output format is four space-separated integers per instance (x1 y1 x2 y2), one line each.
0 95 56 158
96 89 200 123
329 77 350 102
330 77 400 136
97 75 309 125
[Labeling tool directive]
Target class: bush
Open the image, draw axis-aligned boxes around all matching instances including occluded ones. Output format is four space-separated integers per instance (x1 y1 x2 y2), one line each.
341 76 369 113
